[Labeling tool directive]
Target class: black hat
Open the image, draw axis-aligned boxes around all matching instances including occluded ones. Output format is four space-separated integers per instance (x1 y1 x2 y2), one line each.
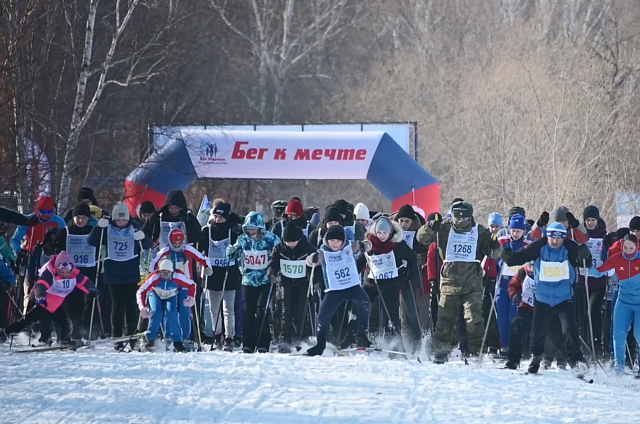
333 199 350 216
451 201 473 218
283 221 302 242
630 217 640 231
324 206 343 225
583 205 600 221
396 204 416 220
289 195 302 202
508 206 526 219
212 203 231 220
325 225 346 242
77 187 98 205
616 228 630 240
72 202 91 219
139 201 157 215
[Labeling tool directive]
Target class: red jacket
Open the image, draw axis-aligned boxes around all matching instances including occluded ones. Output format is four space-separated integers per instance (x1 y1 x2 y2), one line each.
34 257 93 313
508 264 535 311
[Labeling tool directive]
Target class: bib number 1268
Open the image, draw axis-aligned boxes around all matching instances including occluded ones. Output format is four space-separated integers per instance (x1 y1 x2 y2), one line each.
453 244 472 254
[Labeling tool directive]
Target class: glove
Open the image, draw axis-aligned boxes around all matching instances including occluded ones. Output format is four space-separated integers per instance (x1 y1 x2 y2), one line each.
427 212 443 231
536 211 549 228
0 281 11 292
36 296 47 307
401 259 408 269
359 240 372 253
183 296 195 308
226 245 236 257
88 287 101 298
308 250 324 265
98 218 110 228
490 233 500 250
566 212 580 229
512 293 522 305
203 267 213 277
603 233 615 248
134 230 145 241
140 307 152 319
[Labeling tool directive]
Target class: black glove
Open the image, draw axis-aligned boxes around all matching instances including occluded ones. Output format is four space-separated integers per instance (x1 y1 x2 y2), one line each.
566 212 580 229
537 211 549 228
512 293 522 305
427 212 443 231
311 252 319 264
88 287 101 298
0 281 11 292
603 233 615 248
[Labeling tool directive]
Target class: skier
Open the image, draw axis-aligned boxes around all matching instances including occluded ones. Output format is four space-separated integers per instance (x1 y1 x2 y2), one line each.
0 255 16 341
137 258 196 352
143 189 202 247
270 199 316 239
304 225 372 356
502 222 591 374
1 252 99 346
530 207 589 243
226 212 280 353
333 199 365 241
0 222 16 271
62 187 104 223
268 221 317 352
354 203 372 231
136 201 157 228
266 200 287 232
89 202 151 349
417 201 502 363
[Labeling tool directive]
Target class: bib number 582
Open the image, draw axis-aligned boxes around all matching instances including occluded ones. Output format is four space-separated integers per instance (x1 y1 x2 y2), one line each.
335 268 350 279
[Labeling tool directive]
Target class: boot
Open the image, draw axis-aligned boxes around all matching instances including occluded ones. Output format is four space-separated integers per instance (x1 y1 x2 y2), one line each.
504 360 519 370
224 338 234 352
242 346 254 354
339 334 356 349
114 342 125 352
356 334 373 348
528 355 542 374
305 343 326 357
144 339 156 352
257 347 268 353
212 334 223 350
173 342 186 353
59 339 79 349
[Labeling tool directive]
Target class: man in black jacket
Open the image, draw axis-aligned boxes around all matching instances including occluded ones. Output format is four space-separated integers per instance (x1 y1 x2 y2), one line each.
143 190 202 246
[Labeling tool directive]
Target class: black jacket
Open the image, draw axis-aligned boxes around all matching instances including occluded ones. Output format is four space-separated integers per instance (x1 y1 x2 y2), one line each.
53 223 98 272
270 216 316 240
268 237 317 286
143 190 202 245
0 206 30 226
198 221 242 291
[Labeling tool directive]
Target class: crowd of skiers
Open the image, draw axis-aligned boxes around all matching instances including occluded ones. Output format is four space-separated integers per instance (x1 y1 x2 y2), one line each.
0 188 638 376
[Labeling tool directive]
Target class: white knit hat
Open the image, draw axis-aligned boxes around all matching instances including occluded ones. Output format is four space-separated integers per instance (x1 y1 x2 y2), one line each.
354 203 370 221
159 258 174 272
111 201 130 221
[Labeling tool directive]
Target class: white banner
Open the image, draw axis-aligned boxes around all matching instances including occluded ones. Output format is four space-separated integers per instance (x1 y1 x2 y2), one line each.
182 130 380 180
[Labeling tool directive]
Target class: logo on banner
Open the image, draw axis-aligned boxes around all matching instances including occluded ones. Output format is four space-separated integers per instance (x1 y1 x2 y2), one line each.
198 138 232 164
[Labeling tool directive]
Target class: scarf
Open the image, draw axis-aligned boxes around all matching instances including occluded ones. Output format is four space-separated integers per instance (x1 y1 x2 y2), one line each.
369 234 399 254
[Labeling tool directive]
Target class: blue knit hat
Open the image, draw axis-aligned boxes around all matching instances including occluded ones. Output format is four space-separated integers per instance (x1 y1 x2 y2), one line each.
509 214 526 231
547 222 567 239
488 213 503 227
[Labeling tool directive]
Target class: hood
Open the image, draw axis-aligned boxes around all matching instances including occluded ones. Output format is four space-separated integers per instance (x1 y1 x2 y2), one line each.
367 219 404 243
586 218 607 239
242 211 266 233
163 190 188 210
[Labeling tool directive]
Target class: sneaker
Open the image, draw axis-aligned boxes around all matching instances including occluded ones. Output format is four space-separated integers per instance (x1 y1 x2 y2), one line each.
528 355 542 374
224 338 234 352
504 360 519 370
173 342 186 353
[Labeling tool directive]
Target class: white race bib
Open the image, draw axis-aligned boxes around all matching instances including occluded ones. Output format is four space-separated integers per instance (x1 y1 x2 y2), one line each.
153 286 178 300
539 260 570 282
244 250 269 270
324 245 360 291
366 253 398 280
281 259 307 279
500 262 521 278
159 220 185 248
522 275 536 307
580 238 603 276
106 226 137 262
403 231 415 249
208 230 235 267
445 225 479 263
48 277 77 297
67 234 96 268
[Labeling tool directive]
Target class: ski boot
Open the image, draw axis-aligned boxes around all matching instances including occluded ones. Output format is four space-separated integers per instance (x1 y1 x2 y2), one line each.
212 334 223 350
504 360 519 370
356 334 373 349
224 338 234 352
528 355 542 374
242 346 254 354
173 342 186 353
114 342 125 352
304 342 326 357
144 339 156 352
278 340 292 354
257 347 268 354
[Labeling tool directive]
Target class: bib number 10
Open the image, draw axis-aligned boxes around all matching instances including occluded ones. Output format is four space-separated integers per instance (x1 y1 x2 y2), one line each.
453 244 472 254
335 268 351 279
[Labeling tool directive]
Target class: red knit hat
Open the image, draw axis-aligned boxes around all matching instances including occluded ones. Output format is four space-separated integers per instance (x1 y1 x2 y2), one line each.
38 196 55 211
286 199 304 217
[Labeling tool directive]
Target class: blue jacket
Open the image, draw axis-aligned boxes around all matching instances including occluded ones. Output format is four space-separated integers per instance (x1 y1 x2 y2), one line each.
497 235 531 288
502 237 591 307
591 251 640 305
227 212 280 287
0 258 16 286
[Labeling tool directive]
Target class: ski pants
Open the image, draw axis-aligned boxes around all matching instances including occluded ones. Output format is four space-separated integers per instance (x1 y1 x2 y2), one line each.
281 283 307 343
399 282 423 344
495 277 517 349
364 285 400 337
108 283 139 338
612 299 640 370
207 289 236 339
434 281 484 355
242 284 272 351
6 305 71 342
168 287 191 341
530 299 583 364
508 306 566 363
147 292 181 342
317 285 371 347
576 286 606 356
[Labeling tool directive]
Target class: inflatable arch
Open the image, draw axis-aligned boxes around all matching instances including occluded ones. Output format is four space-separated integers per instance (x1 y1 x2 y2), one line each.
125 130 440 218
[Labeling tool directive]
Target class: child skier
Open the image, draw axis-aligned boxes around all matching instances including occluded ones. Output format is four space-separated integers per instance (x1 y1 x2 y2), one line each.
1 252 99 346
226 212 280 353
137 258 197 352
304 225 372 356
268 221 317 352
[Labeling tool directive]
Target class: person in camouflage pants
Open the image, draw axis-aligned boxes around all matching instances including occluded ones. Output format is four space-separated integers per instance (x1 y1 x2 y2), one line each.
417 201 502 363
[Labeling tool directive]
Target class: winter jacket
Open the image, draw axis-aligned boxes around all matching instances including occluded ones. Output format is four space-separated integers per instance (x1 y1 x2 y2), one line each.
271 216 316 240
142 190 202 245
0 206 30 226
136 269 196 310
592 251 640 305
496 235 531 288
11 213 66 254
0 258 16 286
34 256 94 313
0 237 15 265
227 212 280 287
198 221 242 291
88 219 152 285
53 222 98 268
268 237 317 286
576 219 607 291
151 243 210 280
508 264 535 311
358 220 421 291
390 210 428 265
502 238 591 307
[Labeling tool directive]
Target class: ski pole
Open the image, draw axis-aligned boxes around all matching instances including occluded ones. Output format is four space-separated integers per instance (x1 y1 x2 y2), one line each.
583 258 599 374
211 266 230 349
88 297 96 341
298 261 316 342
364 253 400 334
255 283 275 353
478 286 499 368
193 293 203 351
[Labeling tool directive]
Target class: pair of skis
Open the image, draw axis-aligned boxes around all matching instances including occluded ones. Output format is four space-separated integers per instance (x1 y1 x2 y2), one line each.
12 334 146 354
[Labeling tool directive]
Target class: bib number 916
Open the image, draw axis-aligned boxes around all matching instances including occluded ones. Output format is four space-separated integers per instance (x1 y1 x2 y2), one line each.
73 255 88 264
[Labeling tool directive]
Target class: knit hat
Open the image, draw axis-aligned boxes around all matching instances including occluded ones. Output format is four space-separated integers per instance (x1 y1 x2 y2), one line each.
374 217 392 234
139 201 157 215
283 221 302 242
111 202 130 221
354 203 370 220
89 205 102 219
333 199 350 216
630 217 640 231
396 204 416 221
77 187 98 205
324 206 343 225
72 202 91 218
211 202 231 220
38 196 55 211
547 222 567 239
159 258 174 272
286 199 304 217
551 206 570 222
325 225 346 242
509 214 527 231
488 213 503 227
583 205 600 221
508 206 526 219
617 228 630 240
55 251 74 270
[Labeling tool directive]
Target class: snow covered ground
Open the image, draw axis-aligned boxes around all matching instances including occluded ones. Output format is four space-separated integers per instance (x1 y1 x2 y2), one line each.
1 339 640 424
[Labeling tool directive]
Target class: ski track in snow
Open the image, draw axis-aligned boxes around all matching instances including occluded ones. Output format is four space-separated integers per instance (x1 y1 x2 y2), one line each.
1 343 639 424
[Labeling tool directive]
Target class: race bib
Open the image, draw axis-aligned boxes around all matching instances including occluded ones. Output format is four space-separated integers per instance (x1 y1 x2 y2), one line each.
500 262 520 278
281 260 307 279
521 275 536 307
67 234 96 268
244 250 269 270
580 238 603 276
324 245 360 291
153 286 178 300
539 260 570 282
403 231 415 249
445 225 479 263
367 253 398 280
48 277 77 297
208 234 235 267
107 226 137 262
159 220 185 248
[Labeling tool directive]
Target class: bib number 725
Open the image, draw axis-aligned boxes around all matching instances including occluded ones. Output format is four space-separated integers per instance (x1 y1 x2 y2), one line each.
114 241 128 251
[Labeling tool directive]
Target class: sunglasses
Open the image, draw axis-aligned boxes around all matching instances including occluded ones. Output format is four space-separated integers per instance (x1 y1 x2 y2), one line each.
39 209 53 215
